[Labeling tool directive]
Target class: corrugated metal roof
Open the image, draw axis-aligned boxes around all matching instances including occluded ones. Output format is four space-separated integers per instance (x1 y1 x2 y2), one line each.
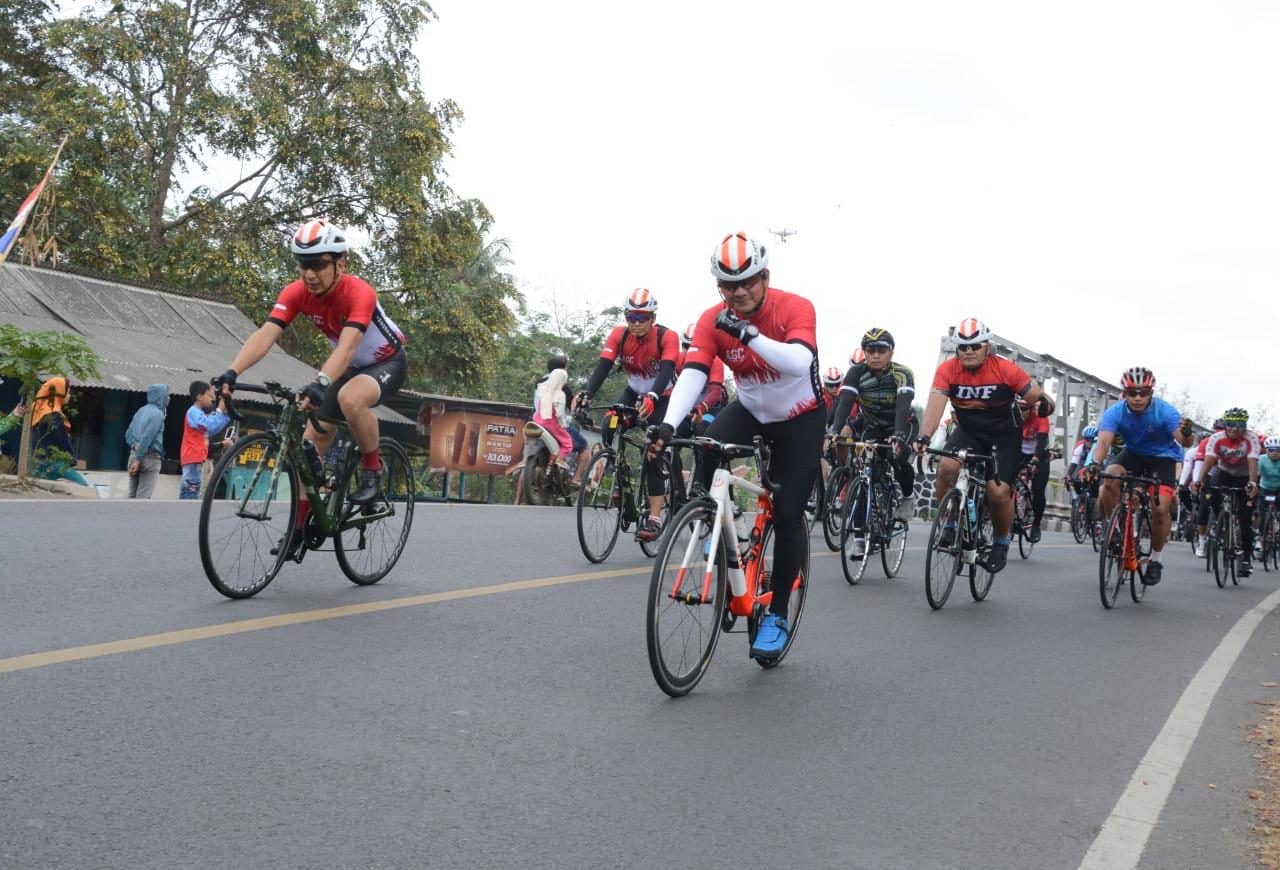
0 263 413 427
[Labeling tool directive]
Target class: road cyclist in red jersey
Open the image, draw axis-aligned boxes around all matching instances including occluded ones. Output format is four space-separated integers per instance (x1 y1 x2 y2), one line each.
1191 406 1263 577
646 231 824 661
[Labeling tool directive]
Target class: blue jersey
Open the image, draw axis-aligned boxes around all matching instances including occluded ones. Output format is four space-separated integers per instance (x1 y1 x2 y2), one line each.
1259 454 1280 491
1097 397 1183 460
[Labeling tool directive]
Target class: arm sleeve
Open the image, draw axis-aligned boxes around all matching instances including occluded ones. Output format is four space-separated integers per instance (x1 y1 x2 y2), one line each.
746 334 814 376
662 369 709 427
829 389 856 435
650 358 677 396
584 357 615 397
893 366 915 435
698 378 727 410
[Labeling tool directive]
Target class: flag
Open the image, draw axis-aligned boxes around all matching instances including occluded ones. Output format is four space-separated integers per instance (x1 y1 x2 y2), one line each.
0 133 70 267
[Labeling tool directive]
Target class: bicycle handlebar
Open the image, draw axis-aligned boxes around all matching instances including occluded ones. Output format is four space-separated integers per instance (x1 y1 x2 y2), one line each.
666 435 781 493
925 446 993 463
1098 472 1163 488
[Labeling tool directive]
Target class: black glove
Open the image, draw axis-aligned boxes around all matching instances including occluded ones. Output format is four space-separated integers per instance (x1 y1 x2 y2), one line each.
890 434 908 462
1036 396 1055 417
646 422 675 458
213 369 238 394
714 309 759 344
913 436 930 455
298 381 326 407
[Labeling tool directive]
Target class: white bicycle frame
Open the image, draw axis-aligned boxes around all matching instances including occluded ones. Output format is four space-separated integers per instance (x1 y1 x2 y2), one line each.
677 466 766 602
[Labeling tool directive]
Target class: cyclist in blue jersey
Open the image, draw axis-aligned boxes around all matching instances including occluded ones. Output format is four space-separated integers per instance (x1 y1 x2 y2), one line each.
1261 436 1280 496
1083 366 1196 585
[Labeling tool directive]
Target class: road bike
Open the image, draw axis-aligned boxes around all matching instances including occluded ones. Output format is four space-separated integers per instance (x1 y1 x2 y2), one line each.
1097 472 1157 608
645 436 808 697
1259 492 1280 572
922 447 996 610
1068 477 1098 548
1204 484 1248 588
1011 454 1041 559
575 404 683 563
838 440 909 585
820 437 854 552
198 381 414 599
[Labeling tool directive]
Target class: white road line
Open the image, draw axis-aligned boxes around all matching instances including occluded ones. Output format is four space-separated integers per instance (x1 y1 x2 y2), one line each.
1078 586 1280 870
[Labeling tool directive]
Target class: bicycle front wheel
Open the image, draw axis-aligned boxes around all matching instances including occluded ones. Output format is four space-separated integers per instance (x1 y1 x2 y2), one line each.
1131 508 1152 603
1213 514 1228 588
335 437 415 586
199 433 298 599
638 452 674 558
840 478 873 585
1099 505 1126 609
881 518 908 578
1070 496 1088 543
749 517 808 670
969 500 995 602
925 490 962 610
823 466 851 552
646 499 727 697
576 450 622 563
1014 481 1035 559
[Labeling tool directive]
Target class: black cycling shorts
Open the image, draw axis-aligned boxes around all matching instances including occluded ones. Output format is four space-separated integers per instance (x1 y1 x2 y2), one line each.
943 424 1023 487
318 349 407 422
1107 450 1178 489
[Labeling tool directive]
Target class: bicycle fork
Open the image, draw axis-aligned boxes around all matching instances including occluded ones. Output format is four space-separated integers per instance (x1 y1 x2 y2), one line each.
668 468 758 615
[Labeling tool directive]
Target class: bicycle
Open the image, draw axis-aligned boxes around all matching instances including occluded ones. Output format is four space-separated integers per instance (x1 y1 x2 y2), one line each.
645 436 808 697
820 436 859 552
1204 485 1248 588
575 404 683 563
1011 455 1041 559
1259 492 1280 572
922 447 996 610
1067 477 1097 547
1097 472 1158 608
838 440 909 585
198 381 415 599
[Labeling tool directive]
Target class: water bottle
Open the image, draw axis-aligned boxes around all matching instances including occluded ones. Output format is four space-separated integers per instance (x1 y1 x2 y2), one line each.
302 440 324 482
732 503 750 543
966 497 976 529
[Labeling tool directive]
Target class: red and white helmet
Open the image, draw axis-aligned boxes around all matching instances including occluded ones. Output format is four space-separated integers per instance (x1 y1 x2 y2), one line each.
955 317 992 345
710 231 769 282
680 323 696 349
850 348 866 365
823 366 843 387
1120 366 1155 389
290 218 349 257
624 288 658 313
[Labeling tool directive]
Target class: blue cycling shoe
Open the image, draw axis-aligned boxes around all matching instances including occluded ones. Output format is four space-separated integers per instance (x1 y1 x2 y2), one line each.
750 613 789 660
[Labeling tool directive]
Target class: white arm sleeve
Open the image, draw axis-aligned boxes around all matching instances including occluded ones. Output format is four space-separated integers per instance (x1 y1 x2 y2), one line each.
661 368 709 427
745 335 814 376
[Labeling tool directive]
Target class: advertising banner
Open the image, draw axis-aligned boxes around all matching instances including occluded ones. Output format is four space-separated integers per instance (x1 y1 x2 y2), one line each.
428 410 526 474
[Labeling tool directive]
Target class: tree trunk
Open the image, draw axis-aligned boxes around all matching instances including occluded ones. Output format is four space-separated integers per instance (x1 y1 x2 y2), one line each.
15 402 33 483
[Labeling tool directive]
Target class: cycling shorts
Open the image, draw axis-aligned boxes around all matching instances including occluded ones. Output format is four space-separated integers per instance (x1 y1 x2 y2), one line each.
943 424 1023 487
1107 449 1178 489
318 349 407 422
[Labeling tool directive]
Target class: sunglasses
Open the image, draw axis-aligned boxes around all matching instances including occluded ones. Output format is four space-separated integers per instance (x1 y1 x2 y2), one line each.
625 312 653 323
296 256 334 271
956 343 985 352
717 275 761 293
1123 388 1153 398
863 343 892 352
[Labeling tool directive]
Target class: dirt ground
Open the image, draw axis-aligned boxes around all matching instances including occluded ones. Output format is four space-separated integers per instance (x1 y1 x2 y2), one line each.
1252 699 1280 867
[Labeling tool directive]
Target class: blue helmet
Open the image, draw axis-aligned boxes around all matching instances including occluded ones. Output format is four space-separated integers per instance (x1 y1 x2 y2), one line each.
1082 424 1098 440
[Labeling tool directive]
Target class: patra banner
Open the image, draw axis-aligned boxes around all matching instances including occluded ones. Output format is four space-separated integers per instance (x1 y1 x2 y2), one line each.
427 410 525 474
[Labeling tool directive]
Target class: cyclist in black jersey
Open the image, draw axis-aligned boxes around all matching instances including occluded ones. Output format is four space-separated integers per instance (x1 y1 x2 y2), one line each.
827 328 918 519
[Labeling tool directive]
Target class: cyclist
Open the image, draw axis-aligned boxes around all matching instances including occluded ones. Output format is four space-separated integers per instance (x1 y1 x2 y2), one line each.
828 328 919 539
673 323 727 434
574 289 679 540
1192 407 1262 576
822 366 843 420
1185 419 1222 556
1084 367 1195 585
1259 437 1280 546
916 318 1051 574
647 231 823 661
1067 424 1098 482
1016 398 1052 542
217 219 406 556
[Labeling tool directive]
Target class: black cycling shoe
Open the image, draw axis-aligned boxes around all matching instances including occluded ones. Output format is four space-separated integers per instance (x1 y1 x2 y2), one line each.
1143 561 1163 585
984 542 1009 573
349 467 383 504
1239 559 1253 578
270 529 304 561
1028 523 1042 543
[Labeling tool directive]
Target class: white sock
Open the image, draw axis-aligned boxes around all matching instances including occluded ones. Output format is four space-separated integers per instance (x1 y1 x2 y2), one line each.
1150 549 1163 563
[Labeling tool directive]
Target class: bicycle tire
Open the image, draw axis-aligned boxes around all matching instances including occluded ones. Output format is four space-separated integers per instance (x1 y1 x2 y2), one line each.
1070 496 1087 544
1090 498 1102 552
199 433 297 599
748 517 808 670
840 478 873 585
637 452 674 558
1214 512 1229 588
1014 480 1035 559
805 472 825 533
576 450 623 563
823 466 851 552
925 489 962 610
969 499 995 602
1098 503 1126 609
645 498 727 697
881 518 908 578
334 437 415 586
1227 510 1240 586
1130 507 1152 603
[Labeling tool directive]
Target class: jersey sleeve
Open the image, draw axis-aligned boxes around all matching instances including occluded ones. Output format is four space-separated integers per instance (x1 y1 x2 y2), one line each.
1098 404 1121 433
781 294 817 350
268 282 307 328
657 326 680 363
599 326 626 363
1000 358 1033 395
342 278 377 332
683 308 727 371
931 360 957 395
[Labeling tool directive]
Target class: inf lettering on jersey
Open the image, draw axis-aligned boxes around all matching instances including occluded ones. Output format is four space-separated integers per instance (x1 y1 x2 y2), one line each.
953 384 1000 400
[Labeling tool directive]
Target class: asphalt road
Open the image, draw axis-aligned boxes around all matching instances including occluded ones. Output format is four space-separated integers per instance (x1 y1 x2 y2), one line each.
1 500 1277 869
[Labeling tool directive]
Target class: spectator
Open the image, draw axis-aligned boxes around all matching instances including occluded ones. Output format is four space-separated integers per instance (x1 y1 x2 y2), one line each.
179 380 231 500
30 377 89 487
124 384 169 498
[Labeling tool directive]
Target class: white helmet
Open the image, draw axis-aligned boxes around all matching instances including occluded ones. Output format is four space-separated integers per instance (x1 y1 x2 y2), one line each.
291 218 349 257
1266 436 1280 451
710 232 768 282
624 288 658 313
955 317 992 345
680 323 696 349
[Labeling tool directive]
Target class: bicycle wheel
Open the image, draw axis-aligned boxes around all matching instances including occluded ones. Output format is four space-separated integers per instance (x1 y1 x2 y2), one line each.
969 499 995 602
646 499 727 697
1214 512 1228 588
881 518 908 578
1098 504 1126 609
840 478 874 585
638 452 673 558
1014 481 1035 559
805 472 825 533
1226 512 1240 586
576 450 622 563
1070 495 1087 544
199 433 298 599
748 517 808 670
1089 498 1102 552
335 437 415 586
823 466 852 552
925 489 962 609
1130 508 1152 603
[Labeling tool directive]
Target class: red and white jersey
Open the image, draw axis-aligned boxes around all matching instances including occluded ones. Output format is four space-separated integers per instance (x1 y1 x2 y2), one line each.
1194 434 1213 462
1205 429 1263 477
598 324 679 395
1020 412 1049 455
685 288 820 424
269 274 404 368
666 350 725 398
931 355 1032 434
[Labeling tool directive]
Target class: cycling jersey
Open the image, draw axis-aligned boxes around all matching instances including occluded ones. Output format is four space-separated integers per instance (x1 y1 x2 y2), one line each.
595 324 679 396
1178 445 1199 487
1203 429 1263 478
1096 398 1183 461
830 361 915 436
930 355 1032 436
1194 434 1212 462
269 274 404 368
1020 412 1050 455
683 288 820 424
667 350 726 410
1260 454 1280 491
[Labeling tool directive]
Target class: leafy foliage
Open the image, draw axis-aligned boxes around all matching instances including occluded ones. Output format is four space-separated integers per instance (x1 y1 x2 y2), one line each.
482 299 622 406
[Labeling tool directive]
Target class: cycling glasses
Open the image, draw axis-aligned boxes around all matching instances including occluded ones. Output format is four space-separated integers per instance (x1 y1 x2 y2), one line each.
625 312 653 323
296 256 334 271
1123 388 1153 398
956 343 985 352
863 342 892 352
717 275 763 293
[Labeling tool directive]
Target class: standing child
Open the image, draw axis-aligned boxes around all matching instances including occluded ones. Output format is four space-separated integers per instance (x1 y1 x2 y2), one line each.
180 380 231 499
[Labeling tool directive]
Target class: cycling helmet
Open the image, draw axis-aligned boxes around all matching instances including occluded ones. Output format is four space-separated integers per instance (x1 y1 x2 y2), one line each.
823 366 843 388
1120 366 1155 389
861 327 895 350
1222 407 1249 425
680 323 696 349
1082 424 1098 440
546 351 567 372
850 348 866 365
955 317 991 345
1265 436 1280 451
290 218 349 257
624 288 658 313
710 232 768 282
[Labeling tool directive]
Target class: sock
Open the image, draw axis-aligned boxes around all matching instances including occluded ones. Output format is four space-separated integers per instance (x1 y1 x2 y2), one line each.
361 449 381 471
995 535 1011 546
294 499 311 529
1150 549 1163 563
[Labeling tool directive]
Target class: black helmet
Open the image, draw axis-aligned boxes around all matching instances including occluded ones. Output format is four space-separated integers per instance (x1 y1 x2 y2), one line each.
861 327 894 350
546 352 568 372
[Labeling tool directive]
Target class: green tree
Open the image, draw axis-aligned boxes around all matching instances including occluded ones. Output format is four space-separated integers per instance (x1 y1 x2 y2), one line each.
0 325 99 483
483 299 621 406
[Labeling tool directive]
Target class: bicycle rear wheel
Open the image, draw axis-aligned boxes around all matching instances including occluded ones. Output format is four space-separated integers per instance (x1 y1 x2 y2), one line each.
1098 504 1127 609
1130 508 1152 603
1089 498 1101 552
335 437 415 586
1070 495 1088 543
840 478 873 585
646 499 727 697
748 518 808 670
925 490 962 610
576 450 622 563
1014 481 1035 559
199 433 297 599
1214 513 1228 588
823 466 851 552
881 518 908 578
969 500 995 602
805 473 824 533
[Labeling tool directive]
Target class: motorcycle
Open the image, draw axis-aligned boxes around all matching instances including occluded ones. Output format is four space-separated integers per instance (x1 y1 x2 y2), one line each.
520 419 576 506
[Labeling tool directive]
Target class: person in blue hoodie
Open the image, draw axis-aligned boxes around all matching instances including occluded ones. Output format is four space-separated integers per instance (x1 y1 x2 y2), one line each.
124 383 169 498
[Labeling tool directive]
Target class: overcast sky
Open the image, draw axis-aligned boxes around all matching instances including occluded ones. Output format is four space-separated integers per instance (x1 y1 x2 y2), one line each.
419 0 1279 426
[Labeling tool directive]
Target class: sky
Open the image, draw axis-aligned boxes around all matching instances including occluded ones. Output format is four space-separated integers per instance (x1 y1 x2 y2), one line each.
418 0 1279 427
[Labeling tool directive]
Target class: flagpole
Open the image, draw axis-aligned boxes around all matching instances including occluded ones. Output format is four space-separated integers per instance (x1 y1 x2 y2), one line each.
0 130 71 267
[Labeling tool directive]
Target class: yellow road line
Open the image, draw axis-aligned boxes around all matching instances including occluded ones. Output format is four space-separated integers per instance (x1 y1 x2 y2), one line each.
0 565 649 676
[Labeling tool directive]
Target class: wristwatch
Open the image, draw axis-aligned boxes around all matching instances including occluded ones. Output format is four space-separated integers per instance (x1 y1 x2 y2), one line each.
740 323 760 343
316 371 332 388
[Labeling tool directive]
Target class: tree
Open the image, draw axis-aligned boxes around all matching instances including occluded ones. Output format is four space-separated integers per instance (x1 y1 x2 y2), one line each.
482 298 620 406
0 325 99 483
1 0 516 392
